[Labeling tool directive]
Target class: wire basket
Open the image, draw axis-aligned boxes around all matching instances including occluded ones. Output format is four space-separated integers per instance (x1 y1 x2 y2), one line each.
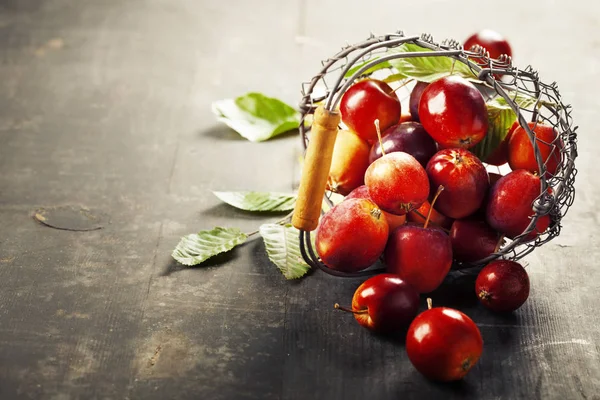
292 31 578 278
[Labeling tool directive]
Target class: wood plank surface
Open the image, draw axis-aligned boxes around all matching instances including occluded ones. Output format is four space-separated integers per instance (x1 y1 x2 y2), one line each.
0 0 598 399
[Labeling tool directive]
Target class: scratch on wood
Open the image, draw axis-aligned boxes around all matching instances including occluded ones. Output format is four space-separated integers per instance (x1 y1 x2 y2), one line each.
148 345 162 367
33 38 65 57
55 309 91 319
521 339 594 353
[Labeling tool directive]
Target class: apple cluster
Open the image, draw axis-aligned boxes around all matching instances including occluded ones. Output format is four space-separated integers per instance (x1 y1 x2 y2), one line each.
313 30 560 382
318 74 558 279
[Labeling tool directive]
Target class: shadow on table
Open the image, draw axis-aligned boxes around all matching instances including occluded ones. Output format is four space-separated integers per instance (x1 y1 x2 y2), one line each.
200 125 246 141
199 202 291 221
199 125 299 142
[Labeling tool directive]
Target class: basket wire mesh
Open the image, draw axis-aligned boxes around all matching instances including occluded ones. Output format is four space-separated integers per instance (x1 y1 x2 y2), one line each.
297 31 578 278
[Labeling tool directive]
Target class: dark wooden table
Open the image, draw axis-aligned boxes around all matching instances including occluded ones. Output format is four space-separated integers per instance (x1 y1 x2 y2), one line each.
1 1 599 399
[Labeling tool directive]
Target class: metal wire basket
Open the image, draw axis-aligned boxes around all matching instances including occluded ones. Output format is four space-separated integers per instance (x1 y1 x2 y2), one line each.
292 31 578 278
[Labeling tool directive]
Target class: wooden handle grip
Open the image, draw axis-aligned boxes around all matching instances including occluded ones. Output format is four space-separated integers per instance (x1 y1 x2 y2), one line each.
292 106 340 231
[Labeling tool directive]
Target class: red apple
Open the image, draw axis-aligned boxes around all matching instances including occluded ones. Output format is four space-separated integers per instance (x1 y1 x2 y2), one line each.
419 75 488 149
385 187 452 294
409 81 429 122
368 122 438 167
384 223 452 293
475 260 530 312
335 274 420 333
326 129 370 195
426 148 489 219
464 29 512 60
407 200 453 230
508 122 562 177
406 300 483 382
340 79 401 144
365 152 429 216
450 219 500 263
486 170 550 241
316 198 388 272
346 185 406 232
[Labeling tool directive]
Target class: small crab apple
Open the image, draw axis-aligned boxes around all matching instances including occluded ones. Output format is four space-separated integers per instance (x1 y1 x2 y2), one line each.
425 148 489 219
384 186 453 293
365 152 429 216
508 121 562 177
316 198 389 273
475 260 530 312
464 29 512 60
326 129 370 195
406 298 483 382
334 274 420 333
340 79 401 144
419 75 488 149
486 170 550 241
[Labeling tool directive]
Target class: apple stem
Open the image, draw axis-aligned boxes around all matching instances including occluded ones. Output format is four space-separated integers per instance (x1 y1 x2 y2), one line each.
392 78 414 93
370 208 382 220
334 303 368 314
494 234 505 253
424 185 445 229
411 210 450 233
427 298 433 310
374 119 385 156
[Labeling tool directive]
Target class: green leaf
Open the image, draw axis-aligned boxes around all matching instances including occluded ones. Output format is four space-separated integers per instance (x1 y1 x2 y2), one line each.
343 59 399 78
388 43 479 83
172 227 248 266
213 191 296 212
383 73 409 84
471 93 539 161
259 223 310 280
487 91 539 110
211 93 300 142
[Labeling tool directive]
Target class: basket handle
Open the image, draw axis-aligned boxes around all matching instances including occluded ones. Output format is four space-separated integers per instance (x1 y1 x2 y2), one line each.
292 105 340 231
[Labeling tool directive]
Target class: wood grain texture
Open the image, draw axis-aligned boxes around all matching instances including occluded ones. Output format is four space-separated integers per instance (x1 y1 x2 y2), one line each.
0 0 599 399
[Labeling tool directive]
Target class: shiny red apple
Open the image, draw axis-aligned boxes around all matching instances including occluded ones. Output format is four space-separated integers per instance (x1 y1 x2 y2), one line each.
419 75 488 149
508 121 562 177
365 152 429 216
426 148 489 219
475 260 530 312
340 79 401 144
335 274 420 333
406 300 483 382
486 170 550 241
384 187 452 293
464 29 512 60
316 198 388 272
